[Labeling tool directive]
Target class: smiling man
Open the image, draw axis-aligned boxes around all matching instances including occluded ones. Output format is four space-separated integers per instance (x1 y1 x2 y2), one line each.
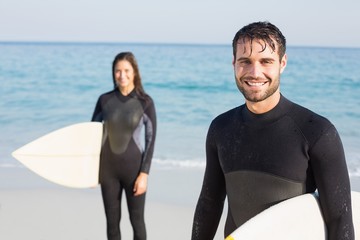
191 21 354 240
233 26 286 113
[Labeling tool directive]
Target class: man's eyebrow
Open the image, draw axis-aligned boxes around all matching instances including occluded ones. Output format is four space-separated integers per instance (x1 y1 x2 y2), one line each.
260 57 276 62
236 57 276 62
236 57 250 61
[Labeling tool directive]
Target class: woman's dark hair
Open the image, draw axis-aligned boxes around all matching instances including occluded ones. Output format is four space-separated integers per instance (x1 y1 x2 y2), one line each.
112 52 149 101
232 21 286 61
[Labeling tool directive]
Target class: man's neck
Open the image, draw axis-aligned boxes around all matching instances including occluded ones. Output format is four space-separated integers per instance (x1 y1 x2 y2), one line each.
245 91 281 114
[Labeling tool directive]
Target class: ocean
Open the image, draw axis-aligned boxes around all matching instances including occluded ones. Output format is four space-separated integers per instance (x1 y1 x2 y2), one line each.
1 42 360 178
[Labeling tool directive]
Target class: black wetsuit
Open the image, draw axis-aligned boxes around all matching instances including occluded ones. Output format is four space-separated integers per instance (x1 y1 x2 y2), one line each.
192 95 354 240
92 89 156 240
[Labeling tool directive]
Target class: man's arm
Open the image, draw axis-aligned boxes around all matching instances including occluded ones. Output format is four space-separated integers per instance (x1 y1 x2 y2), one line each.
311 125 354 240
192 124 226 240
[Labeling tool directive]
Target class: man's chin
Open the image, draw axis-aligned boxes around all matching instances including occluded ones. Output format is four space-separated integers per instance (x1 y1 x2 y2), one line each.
243 92 267 103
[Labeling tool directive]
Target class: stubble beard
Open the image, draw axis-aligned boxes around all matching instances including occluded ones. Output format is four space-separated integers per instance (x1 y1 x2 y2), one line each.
235 76 280 103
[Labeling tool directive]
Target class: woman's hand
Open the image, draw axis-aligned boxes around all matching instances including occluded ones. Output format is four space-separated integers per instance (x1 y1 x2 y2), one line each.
133 172 148 196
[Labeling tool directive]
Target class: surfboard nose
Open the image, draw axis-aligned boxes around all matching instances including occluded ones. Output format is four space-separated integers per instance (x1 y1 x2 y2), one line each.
12 122 103 188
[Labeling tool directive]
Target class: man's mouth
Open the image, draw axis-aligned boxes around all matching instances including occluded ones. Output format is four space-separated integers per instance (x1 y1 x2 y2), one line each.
245 81 267 87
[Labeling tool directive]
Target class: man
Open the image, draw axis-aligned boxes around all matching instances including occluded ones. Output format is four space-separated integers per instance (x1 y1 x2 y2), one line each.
191 21 354 240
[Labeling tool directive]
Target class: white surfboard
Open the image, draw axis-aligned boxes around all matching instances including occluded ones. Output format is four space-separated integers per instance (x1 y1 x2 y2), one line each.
12 122 103 188
226 191 360 240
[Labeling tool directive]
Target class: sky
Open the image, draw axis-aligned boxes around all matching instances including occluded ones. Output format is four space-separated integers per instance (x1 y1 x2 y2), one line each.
1 0 360 48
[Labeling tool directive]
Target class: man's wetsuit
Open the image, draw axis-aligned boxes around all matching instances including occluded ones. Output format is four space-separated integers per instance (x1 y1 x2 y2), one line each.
192 95 353 240
92 89 156 240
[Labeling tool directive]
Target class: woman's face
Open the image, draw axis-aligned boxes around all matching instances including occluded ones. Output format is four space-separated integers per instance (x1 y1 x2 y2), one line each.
114 60 135 92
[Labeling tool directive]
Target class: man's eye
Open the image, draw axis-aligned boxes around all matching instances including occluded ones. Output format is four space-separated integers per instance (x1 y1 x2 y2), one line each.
261 60 273 64
239 60 250 65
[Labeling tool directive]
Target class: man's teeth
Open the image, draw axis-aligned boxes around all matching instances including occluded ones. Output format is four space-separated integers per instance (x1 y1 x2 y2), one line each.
247 82 265 86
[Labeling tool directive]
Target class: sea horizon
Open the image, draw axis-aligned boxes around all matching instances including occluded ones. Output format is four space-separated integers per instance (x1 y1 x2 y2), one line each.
1 40 360 50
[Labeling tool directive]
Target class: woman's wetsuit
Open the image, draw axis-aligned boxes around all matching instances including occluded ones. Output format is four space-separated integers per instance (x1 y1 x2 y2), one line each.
192 95 353 240
92 89 156 240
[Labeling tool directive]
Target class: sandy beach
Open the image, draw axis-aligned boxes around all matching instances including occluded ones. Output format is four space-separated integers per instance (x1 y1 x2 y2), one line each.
0 166 227 240
1 166 359 240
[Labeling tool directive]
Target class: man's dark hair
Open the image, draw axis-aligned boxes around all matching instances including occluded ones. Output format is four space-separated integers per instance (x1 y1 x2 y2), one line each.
232 21 286 60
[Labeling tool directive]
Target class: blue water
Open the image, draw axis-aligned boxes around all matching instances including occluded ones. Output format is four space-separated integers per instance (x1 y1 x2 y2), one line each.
1 42 360 177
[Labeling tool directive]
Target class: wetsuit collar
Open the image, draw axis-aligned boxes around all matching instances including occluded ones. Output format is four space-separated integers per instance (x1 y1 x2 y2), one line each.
115 88 137 102
241 94 293 125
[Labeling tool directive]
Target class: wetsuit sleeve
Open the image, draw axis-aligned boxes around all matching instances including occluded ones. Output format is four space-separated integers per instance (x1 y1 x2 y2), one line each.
192 121 226 240
140 99 157 174
91 97 103 122
310 125 354 240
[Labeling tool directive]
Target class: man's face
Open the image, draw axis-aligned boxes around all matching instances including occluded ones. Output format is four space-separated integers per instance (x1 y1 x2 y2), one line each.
233 39 287 103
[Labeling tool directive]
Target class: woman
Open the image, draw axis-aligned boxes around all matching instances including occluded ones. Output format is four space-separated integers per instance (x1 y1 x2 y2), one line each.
92 52 156 240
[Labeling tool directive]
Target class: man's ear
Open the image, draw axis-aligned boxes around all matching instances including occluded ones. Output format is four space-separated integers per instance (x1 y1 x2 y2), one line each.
280 53 287 74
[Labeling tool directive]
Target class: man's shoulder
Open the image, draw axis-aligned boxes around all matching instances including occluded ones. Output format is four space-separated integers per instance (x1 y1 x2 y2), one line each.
286 101 335 144
212 105 243 126
287 101 331 126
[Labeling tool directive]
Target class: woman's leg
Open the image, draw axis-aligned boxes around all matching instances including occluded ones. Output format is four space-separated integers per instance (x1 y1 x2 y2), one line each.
101 178 123 240
125 187 146 240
